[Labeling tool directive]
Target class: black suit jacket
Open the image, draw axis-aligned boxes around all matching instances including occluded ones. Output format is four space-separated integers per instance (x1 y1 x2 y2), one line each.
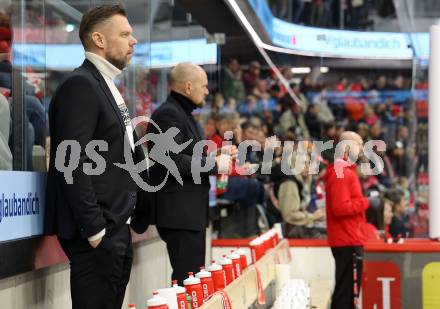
134 92 216 232
45 59 147 239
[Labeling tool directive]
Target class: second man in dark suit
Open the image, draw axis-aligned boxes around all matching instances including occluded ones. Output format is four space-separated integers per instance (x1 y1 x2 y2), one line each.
134 63 235 284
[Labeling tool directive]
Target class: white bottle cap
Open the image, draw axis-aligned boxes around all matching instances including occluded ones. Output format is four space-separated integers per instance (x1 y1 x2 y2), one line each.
228 250 240 260
219 255 232 265
250 238 262 246
183 272 201 285
207 260 223 272
147 292 167 307
195 267 212 279
171 280 186 294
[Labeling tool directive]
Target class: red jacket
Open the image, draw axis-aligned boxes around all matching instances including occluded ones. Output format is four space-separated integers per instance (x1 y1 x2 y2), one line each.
324 159 369 247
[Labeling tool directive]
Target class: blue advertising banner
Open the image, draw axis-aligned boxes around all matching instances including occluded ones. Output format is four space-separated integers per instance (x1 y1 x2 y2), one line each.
0 171 46 242
272 18 413 59
247 0 429 60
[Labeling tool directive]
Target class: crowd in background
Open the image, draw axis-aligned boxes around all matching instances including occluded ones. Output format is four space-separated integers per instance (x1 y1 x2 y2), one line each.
194 58 429 240
0 5 430 240
268 0 396 30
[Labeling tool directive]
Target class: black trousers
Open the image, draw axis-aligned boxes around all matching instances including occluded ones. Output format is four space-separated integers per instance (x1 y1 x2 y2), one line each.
157 227 206 285
58 225 133 309
331 246 364 309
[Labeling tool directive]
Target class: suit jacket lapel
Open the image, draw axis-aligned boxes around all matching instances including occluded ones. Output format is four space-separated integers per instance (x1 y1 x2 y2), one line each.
81 60 125 136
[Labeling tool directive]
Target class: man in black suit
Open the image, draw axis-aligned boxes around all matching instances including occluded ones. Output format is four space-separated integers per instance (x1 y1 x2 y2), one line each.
133 62 235 284
45 5 147 309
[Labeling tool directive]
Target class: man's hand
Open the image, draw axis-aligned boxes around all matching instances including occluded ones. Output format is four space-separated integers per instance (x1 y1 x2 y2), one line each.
89 237 103 248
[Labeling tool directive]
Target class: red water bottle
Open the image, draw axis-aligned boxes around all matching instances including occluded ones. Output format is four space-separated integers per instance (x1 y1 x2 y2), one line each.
172 280 188 309
207 260 227 291
195 267 215 300
228 250 242 278
236 248 248 270
183 272 204 308
250 238 265 263
269 229 278 247
261 234 272 251
219 255 235 284
147 292 168 309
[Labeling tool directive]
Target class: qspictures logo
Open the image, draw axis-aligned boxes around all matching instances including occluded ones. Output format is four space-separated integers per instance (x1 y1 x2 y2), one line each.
0 192 41 223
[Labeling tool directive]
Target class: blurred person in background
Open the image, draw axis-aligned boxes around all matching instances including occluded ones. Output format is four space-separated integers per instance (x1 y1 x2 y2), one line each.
272 144 325 238
312 87 335 124
386 189 411 239
356 123 369 142
361 196 393 241
278 96 310 139
243 61 261 94
238 94 264 118
253 79 270 100
222 58 245 102
305 104 323 139
211 92 225 115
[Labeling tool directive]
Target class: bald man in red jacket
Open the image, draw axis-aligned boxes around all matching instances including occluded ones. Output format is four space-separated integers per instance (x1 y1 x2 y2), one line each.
324 131 370 309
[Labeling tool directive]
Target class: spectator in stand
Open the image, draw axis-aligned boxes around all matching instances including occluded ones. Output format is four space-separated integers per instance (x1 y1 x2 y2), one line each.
386 189 411 238
321 0 334 27
305 104 323 139
362 196 393 241
204 116 216 140
335 77 349 92
223 97 237 113
390 75 405 91
278 96 310 139
321 122 337 163
211 92 225 115
375 146 395 188
243 61 261 94
356 123 369 142
238 95 264 118
211 117 266 238
273 148 325 238
300 74 315 93
369 121 385 141
312 87 335 123
360 76 371 91
269 0 289 20
292 0 306 23
372 75 388 97
324 131 369 309
222 58 246 102
293 83 309 111
210 112 240 150
262 109 276 136
389 125 413 178
253 79 270 100
364 105 379 126
241 121 260 163
282 67 296 85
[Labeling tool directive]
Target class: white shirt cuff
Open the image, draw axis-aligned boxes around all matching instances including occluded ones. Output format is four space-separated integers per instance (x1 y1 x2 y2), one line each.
88 228 106 242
